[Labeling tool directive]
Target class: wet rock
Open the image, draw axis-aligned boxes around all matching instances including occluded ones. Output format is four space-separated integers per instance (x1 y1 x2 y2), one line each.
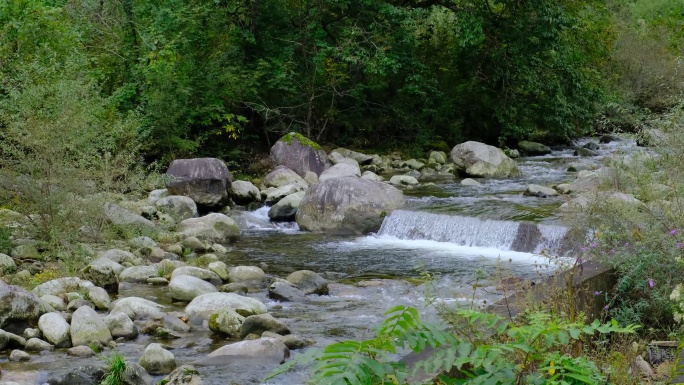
88 287 111 310
583 141 600 151
389 175 419 186
599 134 620 144
47 365 105 385
147 277 169 285
67 345 96 357
171 266 222 285
119 265 159 283
38 312 71 348
296 177 405 235
286 270 329 295
166 157 233 207
169 275 217 302
319 162 361 182
264 183 306 206
0 281 54 329
162 314 191 334
105 312 138 340
109 297 166 321
268 279 307 302
155 196 198 222
574 147 598 157
81 258 123 292
70 306 112 347
231 181 261 205
207 261 229 281
177 213 240 243
461 178 482 187
268 191 306 221
9 349 30 361
228 266 266 286
123 362 155 385
209 309 245 337
185 293 267 325
262 332 312 350
104 202 157 233
139 343 176 374
1 329 27 349
163 365 204 385
218 283 249 294
240 314 290 338
270 133 331 177
517 141 552 156
206 337 289 365
524 184 559 198
451 141 521 178
25 337 54 352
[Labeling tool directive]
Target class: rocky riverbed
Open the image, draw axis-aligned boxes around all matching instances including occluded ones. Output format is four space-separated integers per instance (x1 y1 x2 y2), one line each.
0 133 646 385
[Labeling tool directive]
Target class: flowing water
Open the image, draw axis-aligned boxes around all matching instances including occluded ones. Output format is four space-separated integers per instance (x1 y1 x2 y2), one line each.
0 138 640 385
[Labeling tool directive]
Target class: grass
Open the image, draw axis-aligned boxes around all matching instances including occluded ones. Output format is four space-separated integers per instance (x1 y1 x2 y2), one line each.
100 352 126 385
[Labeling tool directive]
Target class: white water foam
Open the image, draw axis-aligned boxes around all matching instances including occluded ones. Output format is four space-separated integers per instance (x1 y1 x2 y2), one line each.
236 206 300 232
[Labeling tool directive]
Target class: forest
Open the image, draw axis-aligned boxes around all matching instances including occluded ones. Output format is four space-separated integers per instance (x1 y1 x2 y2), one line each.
1 0 682 170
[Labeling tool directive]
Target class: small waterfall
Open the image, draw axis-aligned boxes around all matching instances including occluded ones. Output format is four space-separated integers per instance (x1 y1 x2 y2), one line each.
378 210 573 256
232 207 300 231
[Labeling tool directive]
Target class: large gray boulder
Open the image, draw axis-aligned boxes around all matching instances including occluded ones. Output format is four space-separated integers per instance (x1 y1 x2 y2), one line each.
185 293 267 325
38 312 71 348
318 162 361 182
0 281 54 329
169 275 217 302
263 166 308 189
109 297 166 320
139 343 176 374
81 257 123 292
268 191 306 222
231 181 261 205
155 195 198 222
450 141 521 178
295 177 405 234
33 277 94 297
166 158 233 207
206 338 289 365
103 202 156 233
70 306 112 347
177 213 240 243
270 133 331 177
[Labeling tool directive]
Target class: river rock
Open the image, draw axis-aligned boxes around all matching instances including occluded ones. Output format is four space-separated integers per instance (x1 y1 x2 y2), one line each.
9 349 30 361
148 188 169 204
177 213 240 243
296 177 405 234
171 266 222 285
88 287 111 310
231 181 261 205
268 279 307 302
318 162 361 182
240 314 290 338
23 328 40 339
98 249 141 265
264 183 306 205
263 166 308 189
517 141 552 156
33 277 94 298
451 141 521 178
268 191 306 222
429 151 447 164
207 261 230 281
461 178 482 187
109 297 166 321
330 148 373 165
81 258 123 291
583 141 600 151
209 309 245 337
65 345 96 358
0 253 16 275
155 196 198 222
166 158 233 207
38 312 71 348
47 365 105 385
1 329 26 349
228 266 266 285
169 275 217 302
70 306 112 347
139 343 176 374
105 312 138 340
185 293 267 324
389 175 419 186
286 270 328 295
524 184 558 198
103 202 156 233
303 171 319 186
25 337 54 352
119 265 159 283
164 365 204 385
361 171 383 181
574 147 598 157
206 337 289 365
270 133 331 177
0 281 54 329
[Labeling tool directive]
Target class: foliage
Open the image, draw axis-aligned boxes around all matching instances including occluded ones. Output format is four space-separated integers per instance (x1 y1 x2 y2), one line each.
268 305 638 385
100 352 127 385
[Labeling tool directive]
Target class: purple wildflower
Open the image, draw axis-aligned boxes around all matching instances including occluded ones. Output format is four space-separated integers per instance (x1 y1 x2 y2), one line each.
604 305 609 310
610 249 616 253
672 229 679 235
581 247 588 251
649 279 654 288
677 243 684 249
624 242 630 246
594 291 601 296
590 243 598 248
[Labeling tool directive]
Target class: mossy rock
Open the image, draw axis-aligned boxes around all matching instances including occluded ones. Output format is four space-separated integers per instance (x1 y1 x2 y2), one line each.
278 132 322 150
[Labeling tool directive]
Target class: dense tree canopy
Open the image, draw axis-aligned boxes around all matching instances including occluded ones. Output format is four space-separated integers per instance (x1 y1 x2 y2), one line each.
0 0 679 164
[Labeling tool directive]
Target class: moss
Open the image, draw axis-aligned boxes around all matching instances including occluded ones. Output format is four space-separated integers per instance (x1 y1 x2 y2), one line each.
278 132 322 150
208 313 220 333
